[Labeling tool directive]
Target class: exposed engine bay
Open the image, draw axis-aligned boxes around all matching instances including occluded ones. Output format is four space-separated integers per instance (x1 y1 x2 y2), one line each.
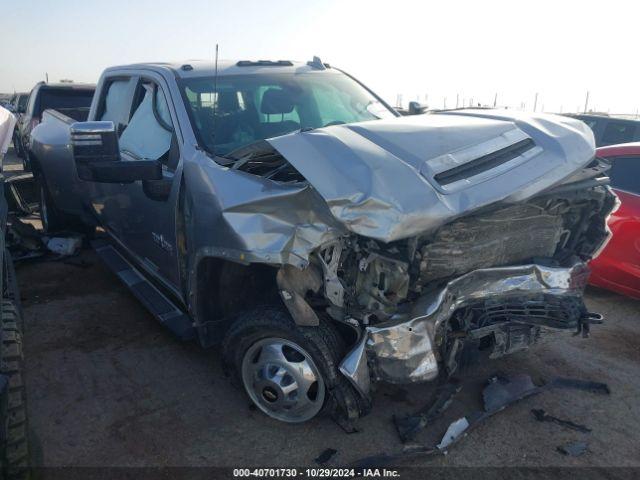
332 180 613 322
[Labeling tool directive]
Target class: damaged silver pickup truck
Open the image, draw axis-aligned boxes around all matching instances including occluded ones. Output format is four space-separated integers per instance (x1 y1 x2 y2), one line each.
29 58 617 424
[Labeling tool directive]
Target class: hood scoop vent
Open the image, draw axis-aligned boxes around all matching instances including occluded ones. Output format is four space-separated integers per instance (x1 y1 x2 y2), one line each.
434 138 536 186
420 127 541 191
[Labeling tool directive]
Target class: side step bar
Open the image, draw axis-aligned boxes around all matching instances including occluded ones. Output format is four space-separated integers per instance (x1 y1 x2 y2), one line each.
92 240 195 341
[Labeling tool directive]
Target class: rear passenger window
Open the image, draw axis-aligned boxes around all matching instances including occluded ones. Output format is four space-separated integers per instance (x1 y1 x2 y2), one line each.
608 155 640 194
602 122 636 146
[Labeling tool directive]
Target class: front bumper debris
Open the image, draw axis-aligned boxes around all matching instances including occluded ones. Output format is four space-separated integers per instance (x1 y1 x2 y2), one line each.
340 262 592 393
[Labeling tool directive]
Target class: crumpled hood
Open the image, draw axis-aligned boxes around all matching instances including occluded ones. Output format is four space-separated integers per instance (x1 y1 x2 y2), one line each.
268 110 596 243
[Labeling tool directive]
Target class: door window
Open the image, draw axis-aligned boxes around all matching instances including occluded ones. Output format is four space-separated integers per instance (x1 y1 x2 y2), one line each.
608 155 640 194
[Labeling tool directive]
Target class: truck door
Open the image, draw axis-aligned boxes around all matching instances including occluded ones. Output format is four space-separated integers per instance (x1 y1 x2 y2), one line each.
88 74 183 295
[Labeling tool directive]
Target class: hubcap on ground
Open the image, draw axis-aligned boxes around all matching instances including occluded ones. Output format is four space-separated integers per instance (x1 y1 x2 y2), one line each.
241 337 325 423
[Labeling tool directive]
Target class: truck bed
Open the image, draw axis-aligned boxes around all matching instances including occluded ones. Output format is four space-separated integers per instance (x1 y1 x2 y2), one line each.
43 107 90 124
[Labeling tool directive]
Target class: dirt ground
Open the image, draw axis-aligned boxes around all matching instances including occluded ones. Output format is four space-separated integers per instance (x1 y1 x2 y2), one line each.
4 147 640 469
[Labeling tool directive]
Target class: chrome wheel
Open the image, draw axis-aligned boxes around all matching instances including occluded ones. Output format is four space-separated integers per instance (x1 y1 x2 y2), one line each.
241 337 326 423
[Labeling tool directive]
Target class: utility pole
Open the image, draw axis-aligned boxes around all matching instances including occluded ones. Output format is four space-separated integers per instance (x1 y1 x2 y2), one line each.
583 91 590 113
443 97 447 109
45 72 49 83
533 93 538 112
493 93 498 108
456 94 459 109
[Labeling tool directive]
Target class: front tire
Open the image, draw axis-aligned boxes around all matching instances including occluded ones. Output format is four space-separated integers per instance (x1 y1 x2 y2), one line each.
222 307 367 424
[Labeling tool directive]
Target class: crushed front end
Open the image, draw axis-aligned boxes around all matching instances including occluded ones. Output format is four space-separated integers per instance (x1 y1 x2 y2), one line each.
331 176 616 395
216 111 618 400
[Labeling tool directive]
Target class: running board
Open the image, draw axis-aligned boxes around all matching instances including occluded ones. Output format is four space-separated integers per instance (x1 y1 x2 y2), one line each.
92 240 195 341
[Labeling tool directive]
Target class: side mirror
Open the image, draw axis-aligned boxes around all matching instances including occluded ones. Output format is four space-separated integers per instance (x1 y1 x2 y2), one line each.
71 121 162 183
408 101 428 115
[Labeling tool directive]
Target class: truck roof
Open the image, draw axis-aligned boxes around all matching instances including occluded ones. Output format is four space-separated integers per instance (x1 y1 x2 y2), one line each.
105 59 340 78
34 81 95 90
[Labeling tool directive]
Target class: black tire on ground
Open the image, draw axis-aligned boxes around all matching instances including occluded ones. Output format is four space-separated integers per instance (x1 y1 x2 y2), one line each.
11 135 24 160
0 301 30 480
20 152 30 173
38 177 83 235
2 251 22 323
222 307 369 425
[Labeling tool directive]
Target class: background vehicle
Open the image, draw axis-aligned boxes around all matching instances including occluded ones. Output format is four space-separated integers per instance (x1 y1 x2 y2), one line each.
9 95 28 118
8 95 29 159
29 59 615 424
589 142 640 298
566 114 640 147
17 82 94 169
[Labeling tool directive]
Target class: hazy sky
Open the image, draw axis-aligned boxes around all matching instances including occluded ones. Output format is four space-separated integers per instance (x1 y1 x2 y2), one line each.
2 0 639 113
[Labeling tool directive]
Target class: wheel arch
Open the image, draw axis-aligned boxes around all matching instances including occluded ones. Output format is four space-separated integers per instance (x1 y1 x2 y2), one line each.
192 255 282 346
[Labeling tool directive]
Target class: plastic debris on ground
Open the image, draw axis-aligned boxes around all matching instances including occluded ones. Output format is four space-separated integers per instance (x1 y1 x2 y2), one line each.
531 408 591 433
482 373 540 411
352 373 610 468
436 417 469 450
7 215 86 261
314 448 338 465
549 377 611 395
46 236 83 256
393 379 461 443
557 441 588 457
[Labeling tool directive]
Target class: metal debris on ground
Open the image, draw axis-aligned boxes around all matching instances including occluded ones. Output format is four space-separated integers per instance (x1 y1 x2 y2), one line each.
6 215 85 260
557 441 588 457
531 409 591 433
393 379 462 443
314 448 338 465
8 216 42 253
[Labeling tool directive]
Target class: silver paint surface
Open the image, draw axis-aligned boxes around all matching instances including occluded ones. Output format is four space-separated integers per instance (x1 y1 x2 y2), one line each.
268 111 595 242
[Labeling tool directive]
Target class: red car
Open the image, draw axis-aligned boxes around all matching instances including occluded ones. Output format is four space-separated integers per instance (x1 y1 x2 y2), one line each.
589 142 640 299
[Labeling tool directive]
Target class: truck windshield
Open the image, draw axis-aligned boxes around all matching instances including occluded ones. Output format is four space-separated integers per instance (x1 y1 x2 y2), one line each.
181 72 396 156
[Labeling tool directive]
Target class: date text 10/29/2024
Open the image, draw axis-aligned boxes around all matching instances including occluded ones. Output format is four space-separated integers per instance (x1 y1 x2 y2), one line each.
233 469 401 478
